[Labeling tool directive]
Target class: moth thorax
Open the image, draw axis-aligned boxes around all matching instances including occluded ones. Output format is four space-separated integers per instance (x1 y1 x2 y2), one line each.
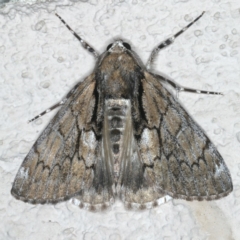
105 99 131 182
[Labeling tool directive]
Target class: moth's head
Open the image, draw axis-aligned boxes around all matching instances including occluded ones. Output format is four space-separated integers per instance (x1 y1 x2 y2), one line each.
98 39 144 70
106 40 131 53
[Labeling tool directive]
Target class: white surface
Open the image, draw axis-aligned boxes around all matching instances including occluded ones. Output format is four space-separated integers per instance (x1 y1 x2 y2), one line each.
0 0 240 239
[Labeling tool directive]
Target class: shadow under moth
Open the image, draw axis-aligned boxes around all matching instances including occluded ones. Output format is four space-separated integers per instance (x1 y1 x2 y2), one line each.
11 12 232 211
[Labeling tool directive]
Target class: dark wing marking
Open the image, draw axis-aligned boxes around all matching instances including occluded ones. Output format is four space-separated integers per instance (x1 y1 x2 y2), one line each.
11 74 114 208
138 72 232 200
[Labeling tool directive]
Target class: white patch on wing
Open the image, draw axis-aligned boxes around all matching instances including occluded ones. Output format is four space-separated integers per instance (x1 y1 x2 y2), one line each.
139 128 159 165
80 130 97 167
19 167 29 180
214 163 225 177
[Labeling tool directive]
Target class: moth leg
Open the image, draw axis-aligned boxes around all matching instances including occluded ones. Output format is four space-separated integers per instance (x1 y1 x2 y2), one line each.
147 12 205 69
156 74 223 96
28 99 67 123
55 13 99 58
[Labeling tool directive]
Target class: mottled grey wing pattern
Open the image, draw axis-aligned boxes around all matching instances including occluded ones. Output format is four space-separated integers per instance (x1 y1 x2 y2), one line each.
137 72 232 200
11 74 114 206
117 103 165 208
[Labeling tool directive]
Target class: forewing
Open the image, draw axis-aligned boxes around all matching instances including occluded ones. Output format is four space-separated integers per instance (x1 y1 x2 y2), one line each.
139 72 232 200
11 74 114 207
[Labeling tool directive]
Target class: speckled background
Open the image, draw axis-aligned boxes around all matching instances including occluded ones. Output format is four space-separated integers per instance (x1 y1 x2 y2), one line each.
0 0 239 239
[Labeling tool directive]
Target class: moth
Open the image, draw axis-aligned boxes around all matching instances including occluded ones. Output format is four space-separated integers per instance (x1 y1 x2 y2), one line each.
11 12 233 210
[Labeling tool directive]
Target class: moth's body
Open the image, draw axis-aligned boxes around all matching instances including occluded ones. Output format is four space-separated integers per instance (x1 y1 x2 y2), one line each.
11 13 232 211
93 42 144 185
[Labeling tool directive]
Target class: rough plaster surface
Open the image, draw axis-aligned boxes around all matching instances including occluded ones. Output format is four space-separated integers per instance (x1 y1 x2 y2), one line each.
0 0 240 239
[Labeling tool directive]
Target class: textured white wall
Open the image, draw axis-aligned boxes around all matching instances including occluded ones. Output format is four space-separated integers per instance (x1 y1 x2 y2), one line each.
0 0 240 239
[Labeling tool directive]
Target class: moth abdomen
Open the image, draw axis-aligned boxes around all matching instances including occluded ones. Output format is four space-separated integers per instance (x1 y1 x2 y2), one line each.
104 99 131 180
